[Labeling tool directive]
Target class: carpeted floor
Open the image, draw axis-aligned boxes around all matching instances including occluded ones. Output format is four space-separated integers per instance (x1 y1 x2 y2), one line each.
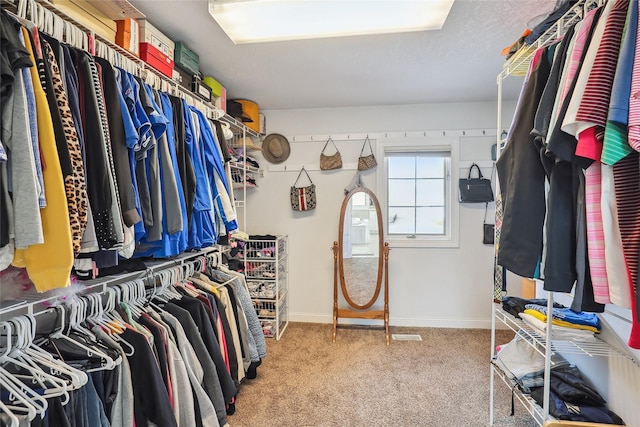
229 322 539 427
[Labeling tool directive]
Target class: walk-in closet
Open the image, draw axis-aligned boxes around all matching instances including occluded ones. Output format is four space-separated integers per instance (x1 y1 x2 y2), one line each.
1 0 639 426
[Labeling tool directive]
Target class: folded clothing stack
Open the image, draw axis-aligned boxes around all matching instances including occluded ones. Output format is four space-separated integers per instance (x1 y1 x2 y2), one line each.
529 364 625 425
518 311 597 342
523 303 601 335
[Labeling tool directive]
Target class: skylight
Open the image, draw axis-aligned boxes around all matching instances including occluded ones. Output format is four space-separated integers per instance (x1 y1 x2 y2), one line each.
208 0 455 44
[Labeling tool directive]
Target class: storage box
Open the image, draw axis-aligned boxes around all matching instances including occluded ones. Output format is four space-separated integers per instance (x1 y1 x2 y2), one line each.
174 42 199 76
139 42 174 78
192 80 212 102
259 113 266 134
174 66 196 87
215 87 227 112
234 99 260 133
203 76 225 98
51 0 117 42
115 18 139 55
138 19 174 59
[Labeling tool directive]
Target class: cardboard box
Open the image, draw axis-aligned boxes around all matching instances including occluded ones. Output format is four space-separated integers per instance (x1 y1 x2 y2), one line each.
175 42 199 76
139 19 174 59
521 278 535 299
51 0 117 42
115 18 139 55
140 42 173 78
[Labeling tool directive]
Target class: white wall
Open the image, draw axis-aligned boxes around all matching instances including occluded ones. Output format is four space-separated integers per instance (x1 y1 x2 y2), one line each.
239 101 520 328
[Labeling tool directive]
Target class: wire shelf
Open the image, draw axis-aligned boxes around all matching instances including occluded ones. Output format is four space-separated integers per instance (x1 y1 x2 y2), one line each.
499 0 591 80
494 305 631 360
491 363 547 426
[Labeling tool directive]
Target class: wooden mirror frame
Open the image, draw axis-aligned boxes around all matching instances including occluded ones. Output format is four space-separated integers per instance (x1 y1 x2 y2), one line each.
332 186 390 345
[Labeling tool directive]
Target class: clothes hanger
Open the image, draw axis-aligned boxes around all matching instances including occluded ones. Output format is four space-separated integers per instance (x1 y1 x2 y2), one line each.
66 297 122 365
20 314 88 390
0 322 47 421
85 291 135 357
3 317 71 404
48 306 117 372
0 365 41 421
0 399 20 427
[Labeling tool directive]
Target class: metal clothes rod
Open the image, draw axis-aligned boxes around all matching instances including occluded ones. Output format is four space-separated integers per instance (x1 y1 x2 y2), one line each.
0 248 221 321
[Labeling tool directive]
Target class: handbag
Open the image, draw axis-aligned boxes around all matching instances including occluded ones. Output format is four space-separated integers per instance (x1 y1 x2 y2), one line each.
483 202 494 245
459 163 494 203
320 137 343 170
290 167 317 211
357 137 377 171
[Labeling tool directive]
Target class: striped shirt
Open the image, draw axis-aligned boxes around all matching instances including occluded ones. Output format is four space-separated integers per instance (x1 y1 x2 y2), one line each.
628 0 640 151
602 0 637 165
562 0 615 137
575 0 629 129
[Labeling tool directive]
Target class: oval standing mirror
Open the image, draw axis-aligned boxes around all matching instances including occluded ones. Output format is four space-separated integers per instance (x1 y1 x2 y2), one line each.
339 188 383 309
332 186 390 345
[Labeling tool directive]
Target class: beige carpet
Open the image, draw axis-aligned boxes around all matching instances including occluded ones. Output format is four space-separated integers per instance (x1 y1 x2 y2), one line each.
229 322 538 427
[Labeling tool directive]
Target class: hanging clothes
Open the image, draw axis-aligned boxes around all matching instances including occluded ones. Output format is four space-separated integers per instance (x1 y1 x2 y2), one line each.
497 47 552 278
11 25 73 292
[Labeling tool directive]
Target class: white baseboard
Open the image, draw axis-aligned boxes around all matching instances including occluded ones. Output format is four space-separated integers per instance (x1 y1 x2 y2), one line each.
289 312 496 329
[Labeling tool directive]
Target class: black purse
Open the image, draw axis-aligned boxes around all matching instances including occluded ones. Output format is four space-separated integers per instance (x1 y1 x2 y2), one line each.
459 163 494 203
483 202 494 245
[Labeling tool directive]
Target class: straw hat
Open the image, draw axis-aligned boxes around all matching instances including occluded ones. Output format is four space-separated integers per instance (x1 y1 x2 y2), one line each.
262 133 290 164
237 136 262 151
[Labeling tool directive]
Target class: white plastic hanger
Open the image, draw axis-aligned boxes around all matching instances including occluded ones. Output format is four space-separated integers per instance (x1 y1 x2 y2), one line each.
85 293 135 357
49 306 116 372
4 317 70 404
0 322 47 421
20 314 87 390
0 399 20 427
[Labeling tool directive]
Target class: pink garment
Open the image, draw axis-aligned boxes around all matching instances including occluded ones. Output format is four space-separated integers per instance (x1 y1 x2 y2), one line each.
575 0 629 127
558 7 602 103
576 126 603 160
628 0 640 151
585 163 610 304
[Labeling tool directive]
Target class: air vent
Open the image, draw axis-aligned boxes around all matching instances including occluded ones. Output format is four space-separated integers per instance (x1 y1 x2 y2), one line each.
392 334 422 341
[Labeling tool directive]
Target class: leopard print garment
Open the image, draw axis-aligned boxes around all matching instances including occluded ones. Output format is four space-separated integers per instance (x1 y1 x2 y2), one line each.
43 40 88 256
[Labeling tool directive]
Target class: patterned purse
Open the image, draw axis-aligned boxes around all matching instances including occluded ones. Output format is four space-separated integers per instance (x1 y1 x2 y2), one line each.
357 137 377 171
320 137 343 170
290 167 317 211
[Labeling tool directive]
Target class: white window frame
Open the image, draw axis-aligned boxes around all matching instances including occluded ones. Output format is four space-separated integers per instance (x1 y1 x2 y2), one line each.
377 137 459 248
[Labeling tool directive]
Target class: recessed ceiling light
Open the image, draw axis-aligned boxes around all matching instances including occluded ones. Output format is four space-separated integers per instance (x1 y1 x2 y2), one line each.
208 0 455 44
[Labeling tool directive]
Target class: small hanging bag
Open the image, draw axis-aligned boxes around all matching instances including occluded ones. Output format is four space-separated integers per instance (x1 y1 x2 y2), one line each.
290 167 317 211
320 137 343 170
357 137 377 171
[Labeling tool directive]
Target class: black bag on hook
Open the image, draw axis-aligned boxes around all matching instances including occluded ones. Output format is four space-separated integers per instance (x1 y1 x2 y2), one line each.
459 163 494 203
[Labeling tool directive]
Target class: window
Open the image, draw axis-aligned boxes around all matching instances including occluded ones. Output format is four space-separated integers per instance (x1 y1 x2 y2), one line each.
379 139 459 248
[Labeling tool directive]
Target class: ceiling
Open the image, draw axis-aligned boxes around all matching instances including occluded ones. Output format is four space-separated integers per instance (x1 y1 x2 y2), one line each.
129 0 558 110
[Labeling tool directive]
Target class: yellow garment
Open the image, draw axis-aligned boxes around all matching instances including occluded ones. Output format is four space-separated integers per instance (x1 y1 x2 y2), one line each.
523 309 600 334
190 274 220 296
12 27 73 292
